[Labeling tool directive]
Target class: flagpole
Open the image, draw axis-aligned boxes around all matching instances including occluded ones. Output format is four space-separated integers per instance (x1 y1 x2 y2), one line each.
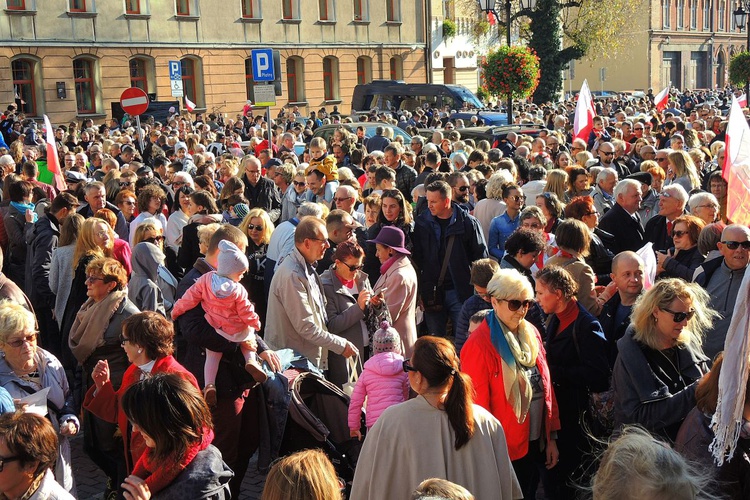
135 115 144 154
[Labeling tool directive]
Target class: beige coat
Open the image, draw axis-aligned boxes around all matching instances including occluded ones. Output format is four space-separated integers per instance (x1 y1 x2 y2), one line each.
265 247 347 369
372 255 418 357
351 396 523 500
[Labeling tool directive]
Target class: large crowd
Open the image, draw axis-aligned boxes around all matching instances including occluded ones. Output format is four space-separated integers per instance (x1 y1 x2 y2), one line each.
0 86 748 500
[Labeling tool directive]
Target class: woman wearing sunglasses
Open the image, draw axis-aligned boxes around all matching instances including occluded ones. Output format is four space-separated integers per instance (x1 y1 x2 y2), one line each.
534 265 610 499
461 268 560 500
237 208 274 338
0 301 78 495
613 278 714 443
655 215 705 281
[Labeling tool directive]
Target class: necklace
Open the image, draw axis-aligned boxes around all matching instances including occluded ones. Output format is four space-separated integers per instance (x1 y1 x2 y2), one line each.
658 348 685 389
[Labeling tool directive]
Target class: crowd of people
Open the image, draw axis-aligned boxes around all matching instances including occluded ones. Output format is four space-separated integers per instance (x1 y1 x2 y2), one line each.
0 85 748 499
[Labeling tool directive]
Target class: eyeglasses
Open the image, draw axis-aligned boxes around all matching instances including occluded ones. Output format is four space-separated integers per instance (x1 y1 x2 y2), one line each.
498 298 534 311
661 307 695 323
722 240 750 250
307 237 328 244
143 236 165 244
0 456 20 472
293 181 307 187
246 170 261 174
247 225 263 231
122 200 135 206
341 262 364 272
4 332 37 348
585 210 600 216
85 275 105 283
671 230 689 238
402 359 418 373
655 157 668 163
119 334 131 345
634 128 644 131
333 197 353 203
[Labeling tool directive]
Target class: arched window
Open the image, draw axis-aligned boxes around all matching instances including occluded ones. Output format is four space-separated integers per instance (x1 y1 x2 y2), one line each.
12 58 39 116
323 56 339 101
286 56 305 103
389 56 403 80
357 56 373 85
73 57 98 114
129 58 149 93
180 56 204 107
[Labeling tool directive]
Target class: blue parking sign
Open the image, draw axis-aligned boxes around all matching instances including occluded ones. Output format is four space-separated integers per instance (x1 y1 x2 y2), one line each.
251 49 274 82
169 61 181 81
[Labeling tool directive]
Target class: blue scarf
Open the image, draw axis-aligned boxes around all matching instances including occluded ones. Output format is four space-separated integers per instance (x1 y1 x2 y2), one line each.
10 201 37 223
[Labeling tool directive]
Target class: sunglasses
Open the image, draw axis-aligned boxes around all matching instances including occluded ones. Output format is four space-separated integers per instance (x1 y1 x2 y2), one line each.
119 334 131 345
655 157 668 163
0 456 20 472
671 230 689 238
5 332 37 348
661 307 695 323
509 195 526 202
402 359 418 373
722 240 750 250
457 186 470 192
600 151 615 156
585 210 600 216
342 262 364 271
293 181 306 187
143 236 165 244
247 225 263 231
333 197 352 203
122 200 135 206
498 298 534 311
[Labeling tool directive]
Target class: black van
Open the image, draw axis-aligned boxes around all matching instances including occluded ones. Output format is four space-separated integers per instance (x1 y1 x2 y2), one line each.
351 80 483 114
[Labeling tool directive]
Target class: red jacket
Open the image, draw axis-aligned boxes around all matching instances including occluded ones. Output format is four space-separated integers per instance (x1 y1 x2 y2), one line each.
461 319 561 461
83 355 199 471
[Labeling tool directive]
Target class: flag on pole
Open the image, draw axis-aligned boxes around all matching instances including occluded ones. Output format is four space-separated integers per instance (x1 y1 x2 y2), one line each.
654 86 670 111
184 96 195 112
573 79 595 142
738 94 747 108
42 115 66 193
723 95 750 226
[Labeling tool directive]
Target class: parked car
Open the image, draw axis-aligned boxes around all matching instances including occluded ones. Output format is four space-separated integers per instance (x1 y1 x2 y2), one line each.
418 125 544 149
312 122 413 145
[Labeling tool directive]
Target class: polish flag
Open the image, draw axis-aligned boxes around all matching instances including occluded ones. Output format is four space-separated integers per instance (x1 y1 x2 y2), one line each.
654 86 670 111
723 95 750 226
488 11 497 25
573 79 595 142
184 96 196 112
43 115 66 193
738 94 747 108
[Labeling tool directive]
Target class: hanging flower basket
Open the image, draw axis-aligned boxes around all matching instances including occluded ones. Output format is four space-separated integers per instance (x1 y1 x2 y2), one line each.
480 45 541 100
443 19 457 39
729 52 750 87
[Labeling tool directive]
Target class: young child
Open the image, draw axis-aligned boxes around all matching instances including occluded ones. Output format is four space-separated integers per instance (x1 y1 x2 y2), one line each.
171 240 265 405
348 321 409 439
306 136 339 201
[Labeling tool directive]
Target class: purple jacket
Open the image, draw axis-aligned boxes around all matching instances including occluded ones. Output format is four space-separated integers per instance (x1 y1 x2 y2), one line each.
348 352 409 430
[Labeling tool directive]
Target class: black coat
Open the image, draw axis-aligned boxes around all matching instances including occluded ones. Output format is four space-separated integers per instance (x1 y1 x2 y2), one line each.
644 215 675 253
598 203 645 254
659 245 704 281
23 214 59 308
586 227 615 285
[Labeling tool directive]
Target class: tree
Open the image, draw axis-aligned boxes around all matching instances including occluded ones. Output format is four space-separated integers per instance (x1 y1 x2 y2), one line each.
729 52 750 87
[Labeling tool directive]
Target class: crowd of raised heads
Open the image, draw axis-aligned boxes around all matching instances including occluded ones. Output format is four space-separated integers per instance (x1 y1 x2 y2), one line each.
0 85 748 500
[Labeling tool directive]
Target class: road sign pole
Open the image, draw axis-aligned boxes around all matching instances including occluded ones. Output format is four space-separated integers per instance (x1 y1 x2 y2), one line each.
136 115 144 153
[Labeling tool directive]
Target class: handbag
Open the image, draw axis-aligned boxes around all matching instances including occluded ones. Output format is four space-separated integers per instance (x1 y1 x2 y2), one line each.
342 356 362 396
569 316 615 437
365 299 392 356
420 235 455 313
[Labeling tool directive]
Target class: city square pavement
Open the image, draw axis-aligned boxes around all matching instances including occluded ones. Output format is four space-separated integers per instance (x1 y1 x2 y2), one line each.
70 433 266 500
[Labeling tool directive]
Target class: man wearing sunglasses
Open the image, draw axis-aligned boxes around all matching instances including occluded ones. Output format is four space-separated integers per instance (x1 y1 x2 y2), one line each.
694 225 750 362
645 184 688 252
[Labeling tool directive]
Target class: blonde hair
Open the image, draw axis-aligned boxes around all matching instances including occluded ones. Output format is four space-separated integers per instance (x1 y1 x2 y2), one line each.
73 218 113 269
238 208 274 245
132 220 162 247
260 449 341 500
0 300 36 345
545 169 568 200
486 268 533 301
631 278 717 351
412 478 475 500
197 223 222 252
668 150 701 190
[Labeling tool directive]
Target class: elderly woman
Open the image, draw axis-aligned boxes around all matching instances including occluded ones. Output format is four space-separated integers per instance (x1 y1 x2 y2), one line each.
546 218 603 316
363 188 413 286
0 301 78 495
461 269 560 499
473 171 512 244
688 191 720 225
534 266 610 499
239 208 274 336
564 196 615 285
613 278 714 442
321 240 374 386
368 226 418 357
0 412 75 500
84 312 198 476
69 257 139 498
655 214 705 281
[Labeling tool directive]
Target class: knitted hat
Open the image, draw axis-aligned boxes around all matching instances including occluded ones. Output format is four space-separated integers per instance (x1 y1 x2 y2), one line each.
233 203 250 221
373 321 401 355
217 240 249 277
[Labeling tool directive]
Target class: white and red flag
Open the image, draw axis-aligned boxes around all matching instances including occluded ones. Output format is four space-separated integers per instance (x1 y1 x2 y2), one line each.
184 96 196 112
43 115 66 193
723 95 750 226
573 79 595 142
654 86 670 111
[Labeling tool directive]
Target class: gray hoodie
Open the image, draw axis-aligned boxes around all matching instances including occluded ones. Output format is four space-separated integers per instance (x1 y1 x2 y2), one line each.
129 242 166 317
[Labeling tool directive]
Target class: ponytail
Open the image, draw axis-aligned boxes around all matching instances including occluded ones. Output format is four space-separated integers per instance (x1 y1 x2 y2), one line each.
445 370 475 450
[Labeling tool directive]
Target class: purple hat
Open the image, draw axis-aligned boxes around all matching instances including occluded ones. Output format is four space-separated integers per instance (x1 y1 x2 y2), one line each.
367 226 410 255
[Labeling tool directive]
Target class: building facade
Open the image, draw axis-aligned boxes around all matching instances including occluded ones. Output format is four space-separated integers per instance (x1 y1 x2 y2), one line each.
570 0 748 92
1 0 428 123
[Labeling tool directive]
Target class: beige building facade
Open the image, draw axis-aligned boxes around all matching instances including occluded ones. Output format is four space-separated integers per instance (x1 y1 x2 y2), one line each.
570 0 748 93
1 0 428 123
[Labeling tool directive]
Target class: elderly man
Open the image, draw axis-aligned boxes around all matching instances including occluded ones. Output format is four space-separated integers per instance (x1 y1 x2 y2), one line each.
77 181 128 240
694 224 750 362
598 179 645 254
645 183 688 252
592 168 618 216
334 184 366 226
384 143 417 203
266 216 358 370
242 156 281 222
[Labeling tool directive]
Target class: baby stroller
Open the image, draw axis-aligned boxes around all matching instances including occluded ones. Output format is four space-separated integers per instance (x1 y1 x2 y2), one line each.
279 370 366 495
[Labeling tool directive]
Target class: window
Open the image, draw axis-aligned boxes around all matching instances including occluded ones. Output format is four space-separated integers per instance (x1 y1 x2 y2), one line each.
677 0 684 27
323 57 339 101
690 0 697 28
353 0 368 20
282 0 299 19
125 0 140 14
129 58 149 93
12 58 37 116
719 1 725 30
6 0 26 10
176 0 189 15
245 58 254 100
389 56 403 80
386 0 400 22
181 58 197 105
663 0 670 28
319 0 334 20
357 56 373 85
286 56 305 102
443 0 454 18
74 58 96 114
703 0 710 29
69 0 85 12
241 0 260 18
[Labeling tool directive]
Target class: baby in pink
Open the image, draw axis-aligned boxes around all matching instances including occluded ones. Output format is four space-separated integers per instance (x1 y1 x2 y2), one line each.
348 321 409 439
172 240 264 405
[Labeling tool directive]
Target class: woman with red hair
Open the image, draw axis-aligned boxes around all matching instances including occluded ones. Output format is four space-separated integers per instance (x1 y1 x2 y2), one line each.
564 196 615 285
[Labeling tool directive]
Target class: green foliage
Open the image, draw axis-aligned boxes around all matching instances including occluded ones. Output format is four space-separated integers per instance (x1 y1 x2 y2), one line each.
443 19 457 39
481 45 541 99
729 52 750 87
473 19 490 39
476 85 490 103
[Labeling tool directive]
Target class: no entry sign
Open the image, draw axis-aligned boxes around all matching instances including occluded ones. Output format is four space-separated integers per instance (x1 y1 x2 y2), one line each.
120 87 149 116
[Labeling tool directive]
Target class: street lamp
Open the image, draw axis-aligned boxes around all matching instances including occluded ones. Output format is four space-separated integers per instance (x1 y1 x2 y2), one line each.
733 3 750 105
477 0 537 124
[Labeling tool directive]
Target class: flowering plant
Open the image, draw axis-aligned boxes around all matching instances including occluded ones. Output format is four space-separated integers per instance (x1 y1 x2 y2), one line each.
481 45 541 100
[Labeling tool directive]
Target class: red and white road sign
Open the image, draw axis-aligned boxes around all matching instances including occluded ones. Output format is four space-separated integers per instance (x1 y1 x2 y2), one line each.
120 87 149 116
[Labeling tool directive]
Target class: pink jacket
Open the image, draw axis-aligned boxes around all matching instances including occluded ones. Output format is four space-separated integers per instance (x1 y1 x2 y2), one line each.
171 271 260 335
348 352 409 430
